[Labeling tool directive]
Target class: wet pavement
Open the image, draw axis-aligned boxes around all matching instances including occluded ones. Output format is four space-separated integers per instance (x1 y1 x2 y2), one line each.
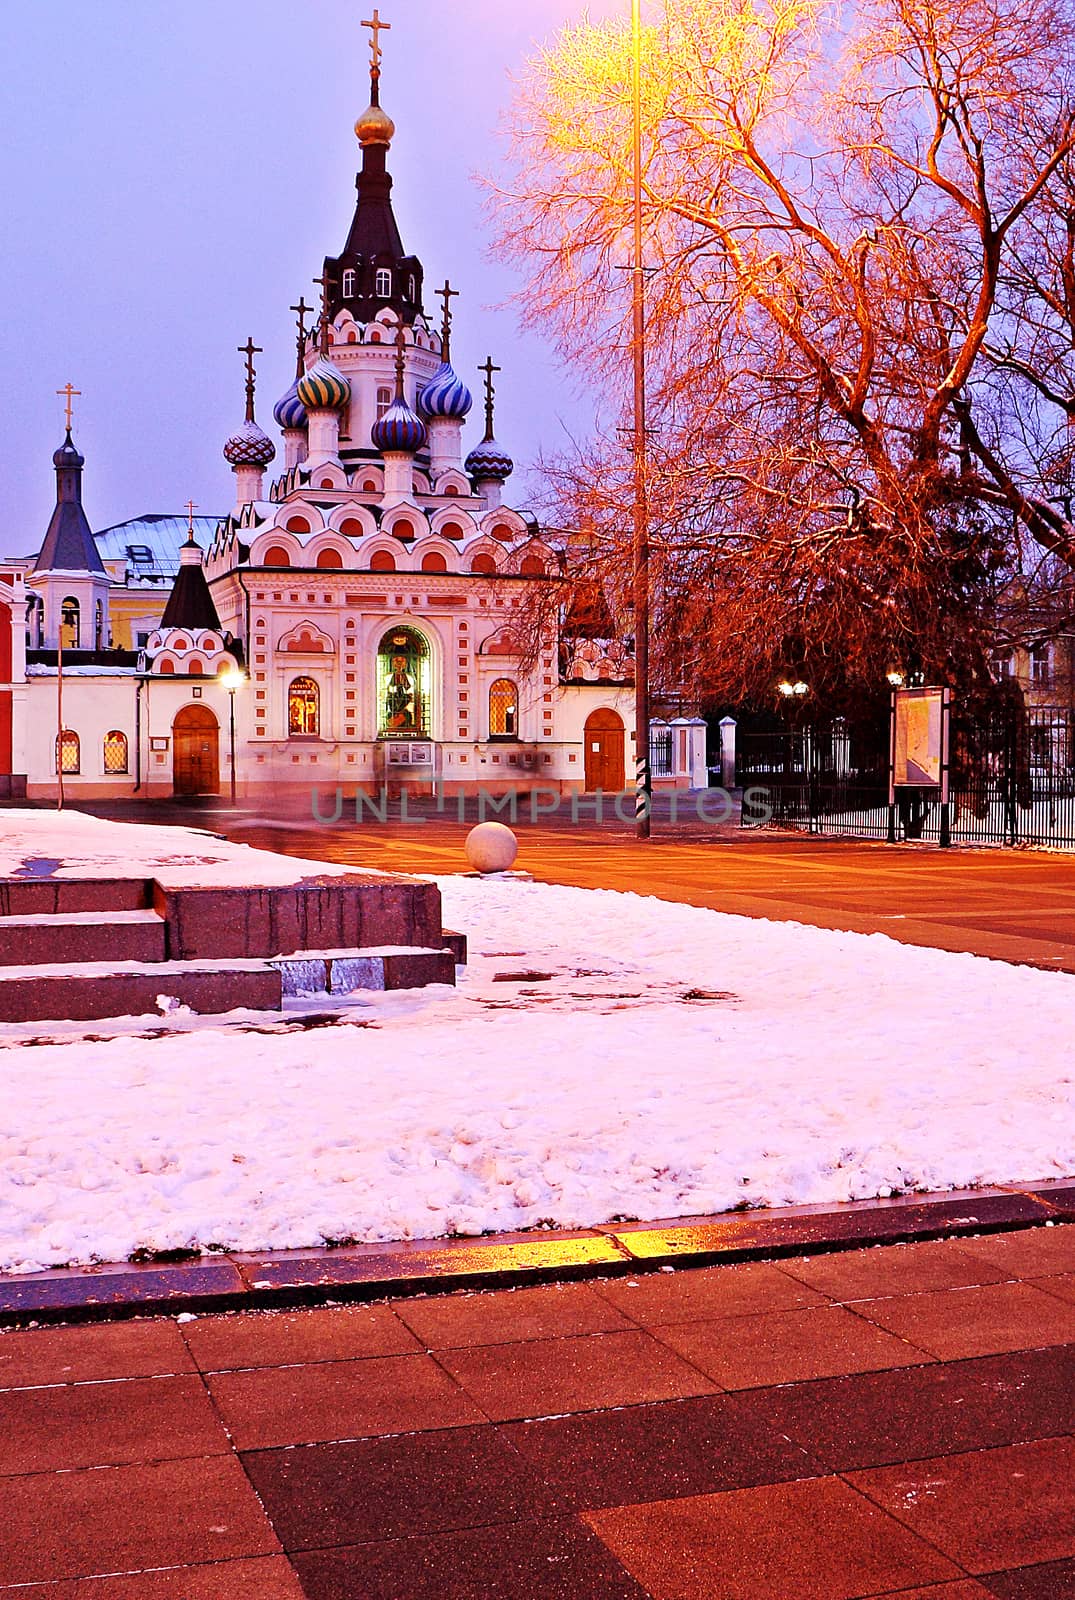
1 1230 1072 1597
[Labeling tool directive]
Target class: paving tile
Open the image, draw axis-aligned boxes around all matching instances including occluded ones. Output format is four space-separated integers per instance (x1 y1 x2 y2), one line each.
502 1391 817 1511
953 1226 1075 1279
205 1352 484 1449
0 1456 279 1586
1035 1273 1075 1305
3 1556 306 1599
585 1475 961 1599
593 1260 828 1324
652 1303 932 1389
181 1305 421 1371
1027 1184 1075 1220
749 1346 1075 1470
0 1319 195 1389
291 1518 651 1599
982 1556 1075 1597
395 1281 633 1348
848 1436 1075 1574
0 1374 228 1476
243 1423 556 1550
233 1233 624 1293
436 1328 717 1421
854 1280 1075 1359
778 1239 1011 1301
871 1585 994 1599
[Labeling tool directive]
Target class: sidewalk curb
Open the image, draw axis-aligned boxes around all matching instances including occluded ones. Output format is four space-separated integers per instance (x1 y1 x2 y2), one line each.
2 1180 1071 1327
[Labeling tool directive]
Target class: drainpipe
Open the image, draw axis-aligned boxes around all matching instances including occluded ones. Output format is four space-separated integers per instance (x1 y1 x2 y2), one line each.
133 676 145 793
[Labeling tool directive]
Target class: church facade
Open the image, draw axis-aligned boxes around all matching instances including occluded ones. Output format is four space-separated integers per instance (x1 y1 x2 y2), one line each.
3 24 708 805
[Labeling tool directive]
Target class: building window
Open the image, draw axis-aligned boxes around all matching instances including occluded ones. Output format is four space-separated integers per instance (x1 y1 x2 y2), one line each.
288 676 320 737
316 548 344 569
992 653 1013 680
407 274 417 301
471 552 496 575
1031 643 1052 685
375 267 392 300
421 551 448 573
60 596 80 650
95 598 105 649
342 268 357 298
264 545 292 568
104 730 129 774
378 627 430 736
489 678 518 738
57 729 80 774
376 385 393 421
370 549 396 572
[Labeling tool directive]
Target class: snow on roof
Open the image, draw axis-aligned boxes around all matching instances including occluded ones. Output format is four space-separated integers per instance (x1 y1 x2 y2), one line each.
93 516 223 581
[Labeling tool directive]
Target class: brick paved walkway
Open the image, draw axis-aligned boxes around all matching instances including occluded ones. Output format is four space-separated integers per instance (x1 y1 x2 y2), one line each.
2 1228 1073 1598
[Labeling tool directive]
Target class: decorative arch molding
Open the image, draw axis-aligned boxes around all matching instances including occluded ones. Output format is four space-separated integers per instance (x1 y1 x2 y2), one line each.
363 614 446 741
307 539 352 571
364 539 411 573
481 509 527 543
328 504 378 540
429 507 477 541
250 531 304 568
432 470 472 499
382 509 428 543
277 502 325 535
478 624 524 659
351 465 384 495
277 620 336 655
309 464 347 491
411 535 459 573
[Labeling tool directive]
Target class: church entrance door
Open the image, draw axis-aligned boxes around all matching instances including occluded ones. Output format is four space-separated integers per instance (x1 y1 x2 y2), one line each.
584 708 625 792
173 704 220 796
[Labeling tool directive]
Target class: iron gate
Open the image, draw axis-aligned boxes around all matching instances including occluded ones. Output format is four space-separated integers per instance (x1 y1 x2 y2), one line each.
739 703 1075 846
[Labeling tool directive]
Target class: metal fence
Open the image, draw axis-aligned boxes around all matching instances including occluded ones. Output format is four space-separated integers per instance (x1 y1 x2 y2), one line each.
739 702 1075 847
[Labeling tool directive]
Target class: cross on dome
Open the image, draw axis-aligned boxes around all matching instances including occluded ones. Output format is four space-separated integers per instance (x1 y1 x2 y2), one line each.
238 337 263 424
480 356 501 439
362 9 391 79
437 279 460 361
56 382 81 432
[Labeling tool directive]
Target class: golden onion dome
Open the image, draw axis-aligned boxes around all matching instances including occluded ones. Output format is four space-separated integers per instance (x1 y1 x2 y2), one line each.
355 100 395 148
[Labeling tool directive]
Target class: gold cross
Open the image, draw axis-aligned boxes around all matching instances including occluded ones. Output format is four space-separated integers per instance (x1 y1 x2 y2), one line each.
57 382 81 432
362 9 391 74
238 337 263 423
290 296 314 346
184 500 198 536
437 280 460 358
312 268 333 353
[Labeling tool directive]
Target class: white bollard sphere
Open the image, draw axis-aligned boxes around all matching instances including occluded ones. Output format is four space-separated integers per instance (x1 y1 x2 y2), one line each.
465 821 519 874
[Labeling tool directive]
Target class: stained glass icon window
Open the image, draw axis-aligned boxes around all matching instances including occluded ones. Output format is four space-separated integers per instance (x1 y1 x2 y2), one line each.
377 627 430 736
288 676 320 737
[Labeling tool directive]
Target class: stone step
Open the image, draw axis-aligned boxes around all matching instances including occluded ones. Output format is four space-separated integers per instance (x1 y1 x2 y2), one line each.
0 958 282 1024
0 878 154 917
273 946 457 995
0 910 167 968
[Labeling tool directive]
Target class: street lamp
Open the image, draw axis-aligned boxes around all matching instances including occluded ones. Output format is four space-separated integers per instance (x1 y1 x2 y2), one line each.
219 664 244 805
778 679 809 698
886 669 905 688
630 0 650 840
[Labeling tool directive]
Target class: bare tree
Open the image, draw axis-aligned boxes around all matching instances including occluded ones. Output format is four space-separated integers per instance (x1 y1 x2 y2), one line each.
493 0 1075 706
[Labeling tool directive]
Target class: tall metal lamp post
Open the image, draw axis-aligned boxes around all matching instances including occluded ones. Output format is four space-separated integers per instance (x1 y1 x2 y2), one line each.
220 665 244 806
630 0 651 839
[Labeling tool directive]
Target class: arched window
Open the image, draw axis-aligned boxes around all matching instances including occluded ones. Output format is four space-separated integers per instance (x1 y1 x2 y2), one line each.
376 386 393 421
491 522 514 543
285 516 311 534
157 657 175 675
421 551 448 573
520 554 546 576
264 545 292 568
187 657 204 675
288 675 320 737
104 730 129 774
393 518 414 541
441 522 464 542
60 597 80 650
375 267 392 300
471 552 497 575
342 268 357 298
340 517 365 537
489 679 519 739
377 627 430 736
316 548 344 569
407 274 417 301
95 599 105 649
370 549 396 572
57 729 80 774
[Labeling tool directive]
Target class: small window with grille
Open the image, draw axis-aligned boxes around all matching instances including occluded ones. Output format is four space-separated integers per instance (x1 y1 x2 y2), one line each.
104 730 129 774
57 730 80 774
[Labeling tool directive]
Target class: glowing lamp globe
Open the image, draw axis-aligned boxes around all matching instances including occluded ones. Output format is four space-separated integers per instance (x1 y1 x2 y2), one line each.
464 822 519 875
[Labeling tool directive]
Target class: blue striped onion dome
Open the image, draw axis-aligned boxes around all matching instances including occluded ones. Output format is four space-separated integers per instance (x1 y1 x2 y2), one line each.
296 357 351 412
418 361 473 421
372 396 428 455
223 419 277 468
465 436 514 482
273 379 308 431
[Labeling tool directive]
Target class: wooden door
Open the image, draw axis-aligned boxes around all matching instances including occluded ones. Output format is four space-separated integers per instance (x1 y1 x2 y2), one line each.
173 704 220 796
584 709 626 791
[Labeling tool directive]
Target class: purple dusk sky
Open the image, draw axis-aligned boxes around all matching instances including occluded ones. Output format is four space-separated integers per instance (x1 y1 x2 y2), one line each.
3 0 622 555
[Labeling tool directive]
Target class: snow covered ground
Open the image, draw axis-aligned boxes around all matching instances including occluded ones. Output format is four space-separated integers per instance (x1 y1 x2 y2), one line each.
1 826 1073 1271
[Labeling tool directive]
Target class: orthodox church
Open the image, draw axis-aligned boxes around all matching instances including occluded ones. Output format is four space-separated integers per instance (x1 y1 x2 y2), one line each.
1 20 706 803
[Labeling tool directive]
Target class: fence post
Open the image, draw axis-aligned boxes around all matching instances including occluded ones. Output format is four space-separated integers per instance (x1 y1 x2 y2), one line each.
719 716 737 789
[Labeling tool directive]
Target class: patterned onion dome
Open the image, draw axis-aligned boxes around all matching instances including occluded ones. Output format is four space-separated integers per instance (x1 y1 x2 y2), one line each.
296 357 351 412
223 419 277 468
418 361 473 422
372 396 428 455
273 379 308 431
465 436 514 482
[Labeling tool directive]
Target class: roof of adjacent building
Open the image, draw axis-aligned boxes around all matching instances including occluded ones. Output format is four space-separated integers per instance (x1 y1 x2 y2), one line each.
34 433 106 577
159 540 222 632
94 515 222 582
